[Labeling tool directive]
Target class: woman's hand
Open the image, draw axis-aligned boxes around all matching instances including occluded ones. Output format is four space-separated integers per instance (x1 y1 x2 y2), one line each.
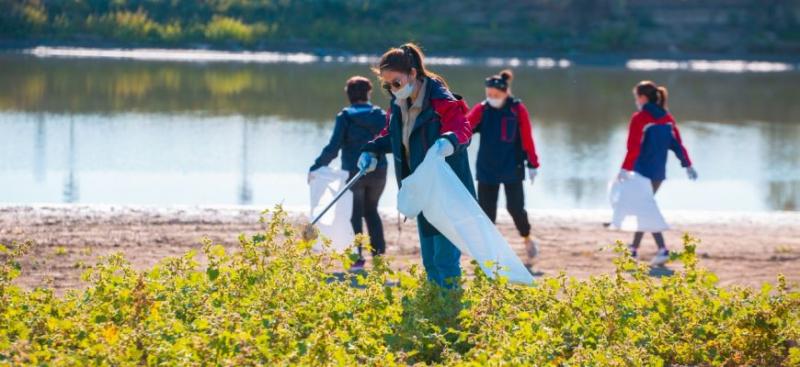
358 152 378 173
433 138 454 157
617 169 633 182
527 168 538 185
686 166 698 180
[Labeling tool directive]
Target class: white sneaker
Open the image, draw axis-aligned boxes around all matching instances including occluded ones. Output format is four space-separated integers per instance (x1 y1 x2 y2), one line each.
650 249 670 267
524 236 539 258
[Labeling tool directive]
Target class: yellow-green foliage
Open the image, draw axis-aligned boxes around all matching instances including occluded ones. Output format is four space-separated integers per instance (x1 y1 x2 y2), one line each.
0 207 798 365
204 16 266 45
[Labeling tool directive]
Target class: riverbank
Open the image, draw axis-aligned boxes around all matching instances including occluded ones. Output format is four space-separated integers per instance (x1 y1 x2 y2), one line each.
2 205 798 292
3 1 800 58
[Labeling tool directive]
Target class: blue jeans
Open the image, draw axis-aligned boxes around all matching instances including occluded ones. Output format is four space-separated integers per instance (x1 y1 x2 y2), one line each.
418 223 461 288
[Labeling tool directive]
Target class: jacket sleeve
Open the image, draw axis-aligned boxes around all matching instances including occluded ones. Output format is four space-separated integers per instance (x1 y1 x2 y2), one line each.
310 112 347 171
515 103 540 169
621 112 644 171
466 102 484 133
669 121 692 167
431 98 472 153
361 107 393 155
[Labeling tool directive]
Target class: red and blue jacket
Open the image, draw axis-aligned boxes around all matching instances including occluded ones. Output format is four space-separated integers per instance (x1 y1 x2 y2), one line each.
466 97 540 184
622 102 692 181
362 76 475 237
310 103 387 174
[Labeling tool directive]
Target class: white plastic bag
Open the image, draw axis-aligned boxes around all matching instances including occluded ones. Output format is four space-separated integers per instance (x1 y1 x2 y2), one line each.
608 171 669 232
309 167 354 252
398 148 535 285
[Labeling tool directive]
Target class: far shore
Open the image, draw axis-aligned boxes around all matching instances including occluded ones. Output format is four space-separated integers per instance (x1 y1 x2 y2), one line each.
3 42 800 70
1 204 798 293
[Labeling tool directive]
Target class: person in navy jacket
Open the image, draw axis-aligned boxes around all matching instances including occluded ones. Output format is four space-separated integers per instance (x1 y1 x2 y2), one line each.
466 70 541 261
309 76 388 270
359 43 474 288
620 80 698 266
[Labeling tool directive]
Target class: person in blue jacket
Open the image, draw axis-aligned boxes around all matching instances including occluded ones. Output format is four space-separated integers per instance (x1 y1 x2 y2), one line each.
309 76 387 271
466 69 541 261
359 43 474 288
619 80 698 266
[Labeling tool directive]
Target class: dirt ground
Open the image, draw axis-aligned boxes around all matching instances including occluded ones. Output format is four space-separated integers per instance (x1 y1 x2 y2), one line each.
1 205 798 293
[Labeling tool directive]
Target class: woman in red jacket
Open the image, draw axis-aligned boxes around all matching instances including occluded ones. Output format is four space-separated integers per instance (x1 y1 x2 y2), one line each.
620 80 698 266
466 70 540 260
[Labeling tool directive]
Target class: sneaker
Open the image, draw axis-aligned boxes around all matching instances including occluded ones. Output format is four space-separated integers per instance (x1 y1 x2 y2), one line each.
524 236 539 258
650 248 670 267
627 244 639 260
350 258 366 272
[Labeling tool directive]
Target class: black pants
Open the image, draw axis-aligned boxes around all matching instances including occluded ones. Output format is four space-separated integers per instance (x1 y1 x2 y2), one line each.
477 181 531 237
349 168 387 257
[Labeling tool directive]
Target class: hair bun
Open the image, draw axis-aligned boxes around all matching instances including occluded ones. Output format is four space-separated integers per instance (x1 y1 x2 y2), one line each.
499 69 513 82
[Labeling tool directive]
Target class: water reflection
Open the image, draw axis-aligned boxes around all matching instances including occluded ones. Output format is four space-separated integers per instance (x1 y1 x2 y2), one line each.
63 116 78 203
0 53 798 211
239 119 253 205
34 114 46 182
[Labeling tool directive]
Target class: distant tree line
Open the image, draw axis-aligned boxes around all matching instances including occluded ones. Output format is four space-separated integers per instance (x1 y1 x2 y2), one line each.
1 0 799 55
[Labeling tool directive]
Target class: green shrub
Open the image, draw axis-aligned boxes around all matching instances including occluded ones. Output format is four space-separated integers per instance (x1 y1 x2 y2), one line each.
204 16 258 45
157 21 183 43
20 3 48 33
0 206 798 365
85 10 159 42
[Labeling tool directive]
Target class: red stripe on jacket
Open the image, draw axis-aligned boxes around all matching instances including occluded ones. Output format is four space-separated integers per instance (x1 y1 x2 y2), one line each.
431 98 471 145
466 101 540 168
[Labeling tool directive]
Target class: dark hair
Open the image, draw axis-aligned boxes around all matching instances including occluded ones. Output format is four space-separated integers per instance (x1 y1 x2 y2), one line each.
634 80 668 108
345 76 372 103
485 69 513 91
373 42 448 89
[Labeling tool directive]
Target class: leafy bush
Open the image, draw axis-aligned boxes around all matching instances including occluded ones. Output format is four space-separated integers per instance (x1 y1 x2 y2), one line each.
85 10 160 42
20 3 47 32
1 206 798 365
204 16 260 45
3 0 799 54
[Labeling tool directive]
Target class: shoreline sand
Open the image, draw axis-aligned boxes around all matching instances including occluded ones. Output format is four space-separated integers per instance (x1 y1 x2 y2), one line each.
1 204 798 292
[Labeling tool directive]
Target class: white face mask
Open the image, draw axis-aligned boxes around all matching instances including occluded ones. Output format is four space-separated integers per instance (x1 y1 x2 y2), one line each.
487 97 505 109
393 80 414 100
635 101 643 111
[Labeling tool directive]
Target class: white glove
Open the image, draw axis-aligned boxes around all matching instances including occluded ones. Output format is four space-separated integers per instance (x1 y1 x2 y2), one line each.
617 169 633 182
527 168 538 185
433 138 454 157
686 166 698 181
357 152 377 173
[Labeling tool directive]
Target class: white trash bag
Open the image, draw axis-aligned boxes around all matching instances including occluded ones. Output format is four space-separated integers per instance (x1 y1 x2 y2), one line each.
608 171 669 232
309 167 354 252
398 148 535 285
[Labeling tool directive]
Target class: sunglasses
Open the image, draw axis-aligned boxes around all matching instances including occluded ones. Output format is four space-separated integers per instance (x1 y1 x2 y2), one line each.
382 78 406 91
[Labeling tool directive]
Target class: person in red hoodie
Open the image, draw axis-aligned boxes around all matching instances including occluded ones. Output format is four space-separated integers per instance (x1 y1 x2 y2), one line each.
466 70 541 260
620 80 698 266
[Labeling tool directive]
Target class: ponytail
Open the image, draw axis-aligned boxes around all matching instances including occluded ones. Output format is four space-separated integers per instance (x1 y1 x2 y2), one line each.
373 42 448 88
634 80 668 108
656 86 668 108
499 69 513 83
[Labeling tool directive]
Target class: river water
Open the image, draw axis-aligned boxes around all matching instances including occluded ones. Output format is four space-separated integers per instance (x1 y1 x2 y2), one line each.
1 49 798 211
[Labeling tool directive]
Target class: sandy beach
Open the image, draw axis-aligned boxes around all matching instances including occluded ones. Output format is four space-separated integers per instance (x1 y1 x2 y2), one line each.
1 204 798 292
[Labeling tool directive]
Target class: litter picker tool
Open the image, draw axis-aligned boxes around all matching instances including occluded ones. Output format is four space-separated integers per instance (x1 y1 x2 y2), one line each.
302 168 366 240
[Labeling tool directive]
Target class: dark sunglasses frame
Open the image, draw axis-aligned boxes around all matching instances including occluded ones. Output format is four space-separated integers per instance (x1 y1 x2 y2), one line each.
382 79 405 91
